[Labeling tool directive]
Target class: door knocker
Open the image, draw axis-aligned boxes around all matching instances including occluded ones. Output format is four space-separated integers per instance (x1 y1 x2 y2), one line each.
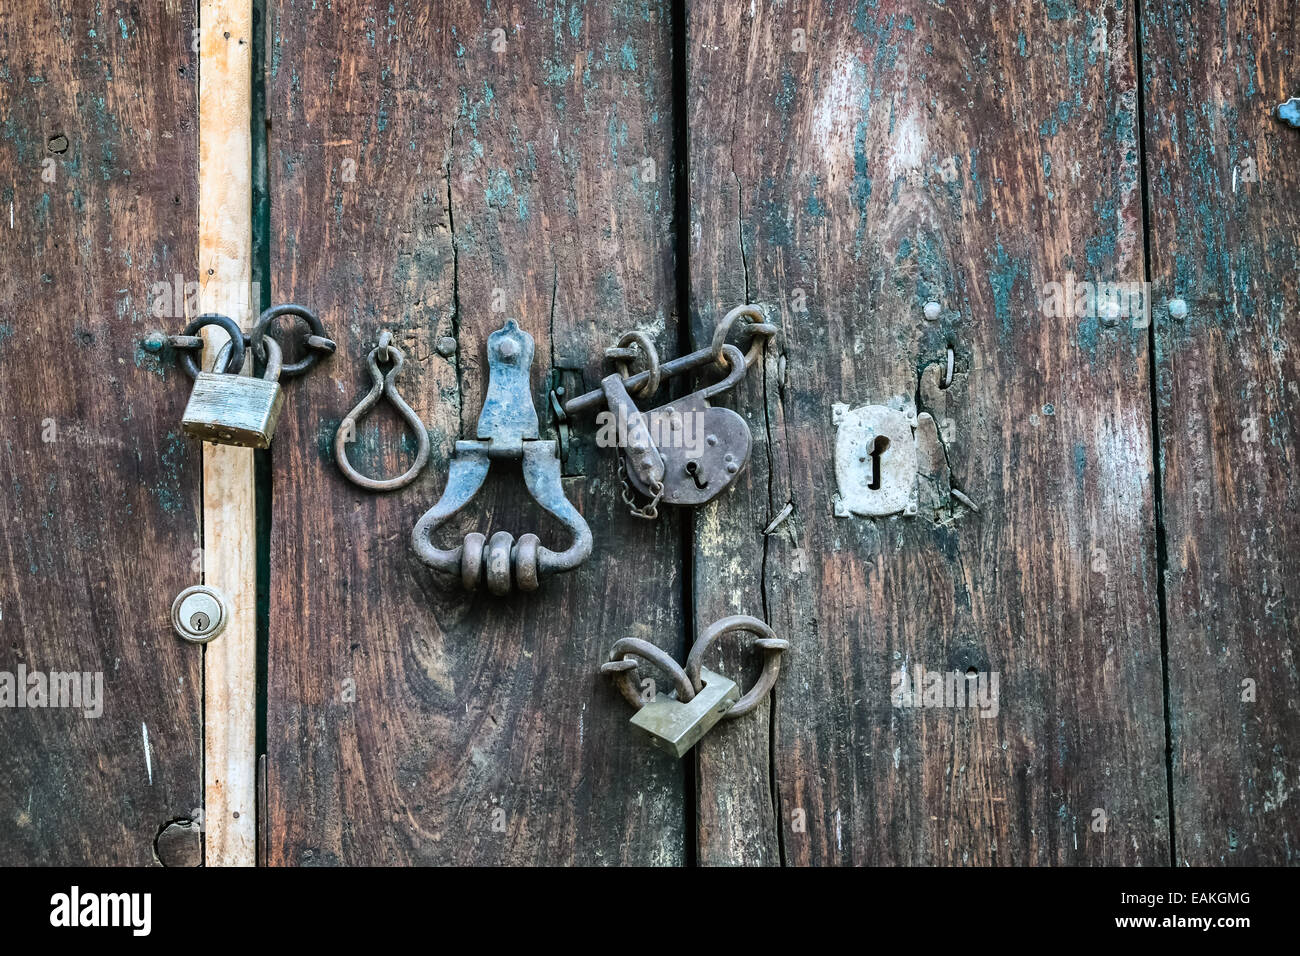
555 305 777 518
336 331 431 491
601 614 789 757
411 320 592 595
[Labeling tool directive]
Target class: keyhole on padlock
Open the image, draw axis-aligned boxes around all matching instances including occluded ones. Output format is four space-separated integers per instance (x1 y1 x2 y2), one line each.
685 459 709 489
867 436 890 491
190 611 210 632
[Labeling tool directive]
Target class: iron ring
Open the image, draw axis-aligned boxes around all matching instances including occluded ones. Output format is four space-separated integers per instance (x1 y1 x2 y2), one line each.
710 305 775 371
250 303 332 378
334 341 431 492
603 637 695 710
684 615 788 718
605 330 661 398
178 314 246 379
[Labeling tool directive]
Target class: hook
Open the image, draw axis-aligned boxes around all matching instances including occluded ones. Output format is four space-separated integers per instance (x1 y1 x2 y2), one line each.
335 331 431 492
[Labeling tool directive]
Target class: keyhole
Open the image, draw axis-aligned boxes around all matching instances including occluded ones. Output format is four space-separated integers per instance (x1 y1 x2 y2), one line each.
867 436 890 490
190 611 210 632
685 459 709 489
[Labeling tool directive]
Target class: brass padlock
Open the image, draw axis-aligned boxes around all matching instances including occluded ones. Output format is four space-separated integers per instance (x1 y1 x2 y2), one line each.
628 667 739 758
181 335 285 449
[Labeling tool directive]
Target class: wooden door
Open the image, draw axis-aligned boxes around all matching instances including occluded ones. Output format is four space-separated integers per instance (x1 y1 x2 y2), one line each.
1 0 1296 867
0 3 203 865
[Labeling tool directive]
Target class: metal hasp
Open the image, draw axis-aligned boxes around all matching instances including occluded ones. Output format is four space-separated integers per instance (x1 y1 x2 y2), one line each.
564 341 754 518
411 320 591 595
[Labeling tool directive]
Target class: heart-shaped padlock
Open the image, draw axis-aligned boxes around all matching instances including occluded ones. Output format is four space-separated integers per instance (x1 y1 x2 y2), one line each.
627 394 752 506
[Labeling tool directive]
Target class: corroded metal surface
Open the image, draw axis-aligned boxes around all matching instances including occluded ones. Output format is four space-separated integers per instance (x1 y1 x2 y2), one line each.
411 321 591 593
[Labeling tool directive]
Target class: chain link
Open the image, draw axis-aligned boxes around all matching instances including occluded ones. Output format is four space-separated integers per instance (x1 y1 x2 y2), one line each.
617 457 663 519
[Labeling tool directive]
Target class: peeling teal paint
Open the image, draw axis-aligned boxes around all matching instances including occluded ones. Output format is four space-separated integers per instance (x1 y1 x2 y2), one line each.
989 242 1026 341
152 432 187 514
1046 0 1075 21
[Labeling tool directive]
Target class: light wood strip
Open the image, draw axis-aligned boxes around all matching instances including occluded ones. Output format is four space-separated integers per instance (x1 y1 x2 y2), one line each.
199 0 256 867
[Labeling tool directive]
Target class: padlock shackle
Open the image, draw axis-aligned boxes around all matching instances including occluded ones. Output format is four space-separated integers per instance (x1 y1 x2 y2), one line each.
214 334 282 381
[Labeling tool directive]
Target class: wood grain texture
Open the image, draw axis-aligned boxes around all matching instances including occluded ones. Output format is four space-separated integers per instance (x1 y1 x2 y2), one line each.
0 1 203 864
686 0 1169 864
1142 0 1300 865
265 0 686 864
199 0 258 868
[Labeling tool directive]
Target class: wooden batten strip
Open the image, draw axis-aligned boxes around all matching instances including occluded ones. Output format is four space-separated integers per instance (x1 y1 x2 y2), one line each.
198 0 256 867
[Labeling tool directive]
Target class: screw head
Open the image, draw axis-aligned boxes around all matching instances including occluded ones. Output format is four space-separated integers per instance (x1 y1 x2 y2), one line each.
923 301 942 321
1169 298 1189 320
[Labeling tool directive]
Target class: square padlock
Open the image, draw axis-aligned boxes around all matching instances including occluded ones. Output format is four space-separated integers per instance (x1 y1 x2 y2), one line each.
628 667 739 757
182 371 284 448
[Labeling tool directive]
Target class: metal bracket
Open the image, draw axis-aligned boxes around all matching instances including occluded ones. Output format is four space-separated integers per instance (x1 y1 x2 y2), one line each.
411 321 592 595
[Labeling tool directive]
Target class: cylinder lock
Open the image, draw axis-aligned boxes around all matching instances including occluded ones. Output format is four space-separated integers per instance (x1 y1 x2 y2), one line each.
170 585 228 643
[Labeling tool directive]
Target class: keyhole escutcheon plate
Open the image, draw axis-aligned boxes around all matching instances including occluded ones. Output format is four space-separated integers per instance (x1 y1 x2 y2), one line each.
832 401 919 518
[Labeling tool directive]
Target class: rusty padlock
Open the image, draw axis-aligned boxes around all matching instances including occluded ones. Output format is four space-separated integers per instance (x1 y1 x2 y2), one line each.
169 306 334 449
181 328 285 449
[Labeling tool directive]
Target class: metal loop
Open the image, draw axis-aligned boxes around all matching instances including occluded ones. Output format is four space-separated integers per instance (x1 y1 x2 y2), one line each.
485 531 515 596
604 637 696 710
710 305 777 371
214 335 282 381
684 615 788 719
249 303 333 378
177 314 246 379
514 533 540 592
461 532 486 591
335 337 431 492
605 330 661 398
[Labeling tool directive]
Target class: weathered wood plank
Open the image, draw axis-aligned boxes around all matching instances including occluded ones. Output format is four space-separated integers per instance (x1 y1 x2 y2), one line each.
0 1 203 864
199 0 258 868
265 0 685 864
687 0 1168 864
1142 0 1300 865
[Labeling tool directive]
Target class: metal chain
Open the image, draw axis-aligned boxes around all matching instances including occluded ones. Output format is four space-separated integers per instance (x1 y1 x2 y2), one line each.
617 457 663 519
